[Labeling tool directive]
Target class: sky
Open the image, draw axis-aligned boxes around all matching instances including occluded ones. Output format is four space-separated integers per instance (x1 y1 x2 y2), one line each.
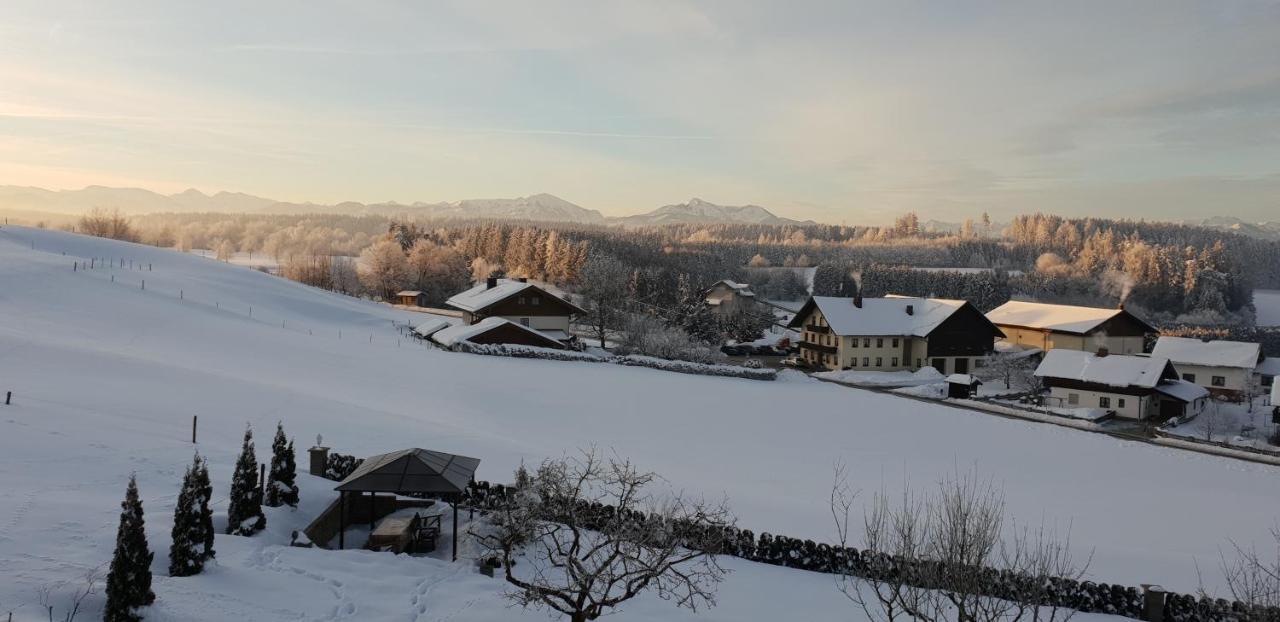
1 1 1279 224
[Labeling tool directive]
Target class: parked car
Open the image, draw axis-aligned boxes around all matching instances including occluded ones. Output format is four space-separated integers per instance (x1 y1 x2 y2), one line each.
752 345 786 356
781 356 811 369
720 345 748 356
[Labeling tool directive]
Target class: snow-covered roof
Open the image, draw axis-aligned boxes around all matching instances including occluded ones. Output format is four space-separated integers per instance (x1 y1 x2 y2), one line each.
396 290 422 296
793 296 970 337
445 279 536 313
412 317 451 338
1034 349 1172 389
431 316 562 348
1150 336 1261 370
986 301 1145 335
1258 357 1280 377
708 279 755 297
445 278 583 314
946 374 980 385
1155 380 1210 403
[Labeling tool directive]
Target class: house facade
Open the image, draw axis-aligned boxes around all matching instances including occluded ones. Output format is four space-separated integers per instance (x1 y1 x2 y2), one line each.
446 277 585 343
986 301 1154 355
1034 349 1209 420
787 295 1004 375
1149 336 1264 398
703 280 756 315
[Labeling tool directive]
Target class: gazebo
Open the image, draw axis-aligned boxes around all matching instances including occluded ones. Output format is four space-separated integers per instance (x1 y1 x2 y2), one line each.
333 448 481 561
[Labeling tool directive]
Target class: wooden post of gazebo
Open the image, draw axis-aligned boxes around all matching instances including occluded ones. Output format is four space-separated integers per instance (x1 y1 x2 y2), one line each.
453 501 459 561
338 491 345 550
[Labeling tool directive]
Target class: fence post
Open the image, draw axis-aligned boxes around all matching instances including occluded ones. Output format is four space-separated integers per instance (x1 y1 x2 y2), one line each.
192 415 198 443
259 464 267 494
180 290 183 300
1142 585 1165 622
141 280 145 290
5 391 10 405
73 262 77 272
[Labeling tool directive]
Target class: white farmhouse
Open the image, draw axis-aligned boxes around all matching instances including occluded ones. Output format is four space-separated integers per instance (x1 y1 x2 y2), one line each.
1149 336 1264 399
1034 348 1208 420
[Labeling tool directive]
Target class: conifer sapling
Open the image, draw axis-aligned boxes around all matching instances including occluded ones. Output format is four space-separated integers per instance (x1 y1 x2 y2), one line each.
104 474 156 622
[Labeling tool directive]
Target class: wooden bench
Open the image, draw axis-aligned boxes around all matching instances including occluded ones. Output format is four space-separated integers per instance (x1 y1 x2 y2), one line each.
367 516 415 553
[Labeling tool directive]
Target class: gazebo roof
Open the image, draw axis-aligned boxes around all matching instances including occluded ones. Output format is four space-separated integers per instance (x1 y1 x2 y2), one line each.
335 448 480 494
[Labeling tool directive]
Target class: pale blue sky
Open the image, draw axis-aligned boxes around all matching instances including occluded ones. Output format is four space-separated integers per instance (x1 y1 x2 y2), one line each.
2 1 1278 222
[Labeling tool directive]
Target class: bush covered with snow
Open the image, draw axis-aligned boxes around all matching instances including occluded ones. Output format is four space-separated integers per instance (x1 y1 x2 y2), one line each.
614 314 722 364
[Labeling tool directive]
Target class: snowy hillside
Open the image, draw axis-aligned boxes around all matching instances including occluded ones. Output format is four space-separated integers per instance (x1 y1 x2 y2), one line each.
2 226 1279 620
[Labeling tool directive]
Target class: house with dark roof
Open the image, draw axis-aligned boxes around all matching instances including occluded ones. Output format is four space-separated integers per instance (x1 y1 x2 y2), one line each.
985 301 1155 355
431 316 567 350
1034 348 1208 420
445 277 585 344
786 294 1004 374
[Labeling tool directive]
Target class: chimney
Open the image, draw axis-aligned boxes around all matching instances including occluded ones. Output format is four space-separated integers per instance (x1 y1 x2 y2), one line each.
486 277 498 289
853 293 863 309
1118 301 1125 311
1096 347 1109 358
308 445 330 477
905 304 914 316
516 277 528 283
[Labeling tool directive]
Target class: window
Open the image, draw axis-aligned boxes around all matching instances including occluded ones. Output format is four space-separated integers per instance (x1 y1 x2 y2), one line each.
891 357 899 367
892 338 899 348
520 317 530 327
851 339 858 348
1182 373 1196 383
518 296 526 304
1099 396 1110 408
1118 398 1126 409
863 357 869 367
876 338 884 348
863 338 870 347
916 358 922 368
531 296 540 305
1212 376 1226 387
851 358 858 367
875 357 883 367
1067 393 1079 405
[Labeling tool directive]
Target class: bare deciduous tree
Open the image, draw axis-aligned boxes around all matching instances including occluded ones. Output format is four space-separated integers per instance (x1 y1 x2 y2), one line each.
832 465 1090 622
1214 527 1280 619
77 208 136 242
474 448 734 622
36 565 104 622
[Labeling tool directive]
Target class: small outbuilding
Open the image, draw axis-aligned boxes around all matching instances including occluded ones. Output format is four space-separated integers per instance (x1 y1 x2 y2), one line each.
333 448 481 561
946 374 982 398
396 290 429 307
411 317 452 340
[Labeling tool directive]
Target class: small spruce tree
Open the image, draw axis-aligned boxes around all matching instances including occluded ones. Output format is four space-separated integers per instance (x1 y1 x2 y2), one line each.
226 425 266 536
168 459 202 576
264 422 299 508
104 474 156 622
192 455 216 560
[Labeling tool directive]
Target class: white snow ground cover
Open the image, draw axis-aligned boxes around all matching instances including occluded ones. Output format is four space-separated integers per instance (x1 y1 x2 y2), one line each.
1 227 1279 619
1255 289 1280 326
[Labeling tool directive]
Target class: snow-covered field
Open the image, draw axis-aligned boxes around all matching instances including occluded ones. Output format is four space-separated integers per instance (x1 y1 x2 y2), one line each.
1256 289 1280 326
3 227 1280 620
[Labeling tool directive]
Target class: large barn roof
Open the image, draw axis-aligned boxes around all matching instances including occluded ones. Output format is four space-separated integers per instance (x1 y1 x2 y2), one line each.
1150 337 1262 369
445 278 585 315
335 448 481 494
986 301 1152 335
788 296 971 337
431 316 563 349
1034 349 1172 389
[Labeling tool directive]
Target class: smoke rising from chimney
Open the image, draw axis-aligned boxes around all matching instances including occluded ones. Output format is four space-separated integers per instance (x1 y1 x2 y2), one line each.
1101 269 1135 305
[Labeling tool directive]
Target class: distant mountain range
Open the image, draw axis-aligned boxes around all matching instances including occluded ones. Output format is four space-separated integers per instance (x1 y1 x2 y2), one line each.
1183 215 1280 241
0 186 811 227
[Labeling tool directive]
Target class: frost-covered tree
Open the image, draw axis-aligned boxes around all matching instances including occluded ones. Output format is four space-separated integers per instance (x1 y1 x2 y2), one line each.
169 455 206 577
192 455 216 561
357 238 409 300
226 426 266 536
577 254 630 347
264 422 299 508
104 475 155 622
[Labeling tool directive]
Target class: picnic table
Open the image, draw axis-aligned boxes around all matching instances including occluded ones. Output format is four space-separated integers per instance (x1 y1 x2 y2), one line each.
366 511 443 554
367 516 415 553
